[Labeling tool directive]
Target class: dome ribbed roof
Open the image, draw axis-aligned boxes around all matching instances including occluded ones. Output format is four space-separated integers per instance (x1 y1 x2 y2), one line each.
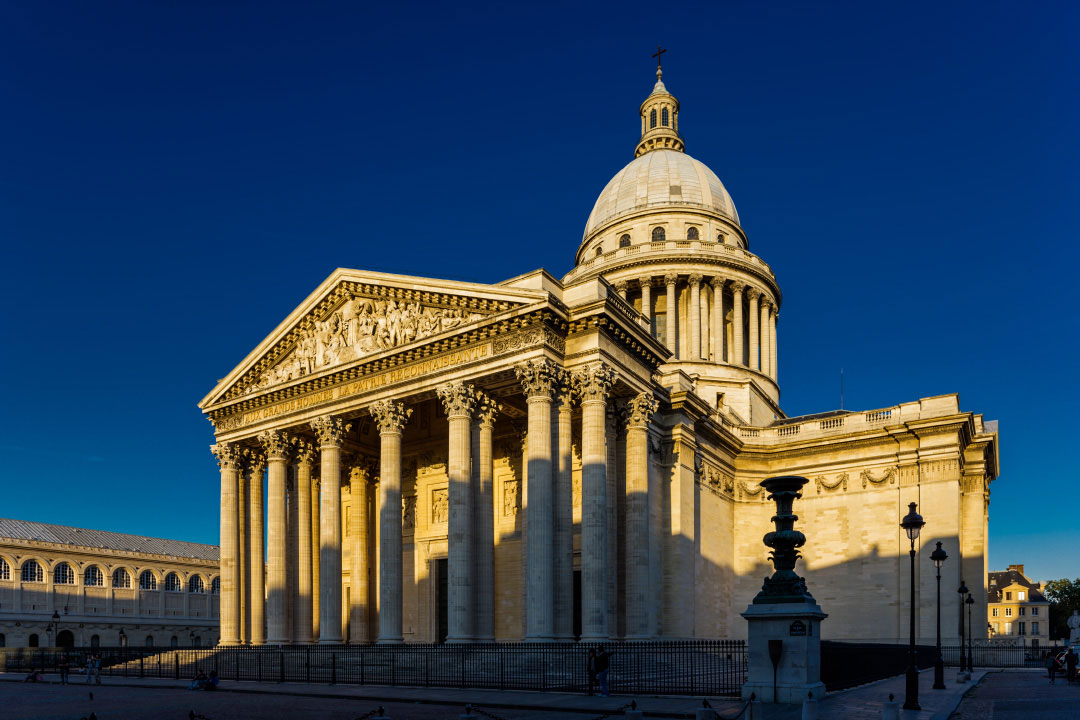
583 149 739 240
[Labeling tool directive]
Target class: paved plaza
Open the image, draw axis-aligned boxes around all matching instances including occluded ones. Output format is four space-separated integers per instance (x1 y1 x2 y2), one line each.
952 669 1080 719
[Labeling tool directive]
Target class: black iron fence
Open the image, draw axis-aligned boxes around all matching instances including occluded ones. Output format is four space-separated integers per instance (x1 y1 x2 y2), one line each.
1 640 747 696
942 644 1067 669
820 642 937 691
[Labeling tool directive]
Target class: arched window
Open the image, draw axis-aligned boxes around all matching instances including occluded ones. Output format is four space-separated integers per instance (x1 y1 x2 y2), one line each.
119 632 127 648
90 634 100 648
21 560 43 583
661 107 669 126
211 577 220 594
164 572 182 592
0 633 5 647
595 245 603 257
112 568 131 589
651 227 666 242
0 558 9 580
619 234 631 247
649 109 657 129
53 562 75 585
194 636 202 648
170 635 179 648
188 575 204 593
84 566 103 587
145 635 154 647
28 633 39 647
139 570 157 590
716 232 724 243
687 227 699 241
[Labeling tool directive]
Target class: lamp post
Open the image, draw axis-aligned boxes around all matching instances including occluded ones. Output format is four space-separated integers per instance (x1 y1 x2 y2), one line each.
900 502 925 711
118 628 127 648
957 580 968 674
966 594 975 672
930 542 948 689
189 631 195 648
51 610 61 648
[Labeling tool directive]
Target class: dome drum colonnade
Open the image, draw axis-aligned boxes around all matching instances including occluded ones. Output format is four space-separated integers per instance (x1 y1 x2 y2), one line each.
211 360 660 645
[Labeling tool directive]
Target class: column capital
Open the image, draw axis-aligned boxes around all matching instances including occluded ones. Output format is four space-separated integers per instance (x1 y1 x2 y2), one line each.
258 430 293 460
553 368 574 410
310 415 351 447
614 281 629 294
637 276 653 289
625 392 660 429
729 281 746 294
746 287 761 301
437 382 477 419
243 447 266 473
370 400 412 435
515 359 560 399
664 273 679 287
211 442 243 470
688 273 703 286
295 440 316 466
475 391 501 428
349 458 378 485
709 276 725 289
573 362 617 404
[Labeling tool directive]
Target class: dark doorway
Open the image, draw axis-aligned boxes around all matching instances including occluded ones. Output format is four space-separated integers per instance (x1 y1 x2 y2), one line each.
435 558 448 643
573 569 582 639
28 633 39 647
91 635 100 649
56 630 74 648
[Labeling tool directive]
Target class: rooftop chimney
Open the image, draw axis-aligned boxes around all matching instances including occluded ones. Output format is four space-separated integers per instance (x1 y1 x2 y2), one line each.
1007 564 1025 575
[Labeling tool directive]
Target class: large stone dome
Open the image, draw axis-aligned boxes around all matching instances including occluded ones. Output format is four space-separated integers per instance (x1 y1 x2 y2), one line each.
582 149 740 241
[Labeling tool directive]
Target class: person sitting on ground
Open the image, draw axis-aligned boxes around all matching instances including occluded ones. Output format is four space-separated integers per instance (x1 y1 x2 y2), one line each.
189 671 209 690
204 670 219 690
23 668 43 682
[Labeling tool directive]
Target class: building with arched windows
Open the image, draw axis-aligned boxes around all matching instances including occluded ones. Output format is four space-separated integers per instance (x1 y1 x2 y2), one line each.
0 518 219 648
199 64 999 647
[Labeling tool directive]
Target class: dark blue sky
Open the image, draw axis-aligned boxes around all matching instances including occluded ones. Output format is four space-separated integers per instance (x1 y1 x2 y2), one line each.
2 2 1076 580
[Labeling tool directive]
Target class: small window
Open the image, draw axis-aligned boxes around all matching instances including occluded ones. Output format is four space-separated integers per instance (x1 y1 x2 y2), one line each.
1019 606 1025 616
686 227 699 241
1018 621 1026 635
1005 607 1012 617
164 572 182 592
29 633 39 647
992 622 999 633
211 577 220 594
651 227 666 242
188 575 205 593
90 634 100 648
595 246 603 257
139 571 157 590
112 568 131 589
0 558 9 580
992 608 999 617
716 232 724 243
1032 607 1039 616
54 562 75 585
619 234 631 247
649 109 657 129
661 107 669 126
0 633 5 647
145 635 154 648
1018 591 1026 601
1005 591 1012 601
170 635 179 648
1005 622 1012 634
21 560 43 583
84 566 103 587
194 636 202 648
1032 621 1039 635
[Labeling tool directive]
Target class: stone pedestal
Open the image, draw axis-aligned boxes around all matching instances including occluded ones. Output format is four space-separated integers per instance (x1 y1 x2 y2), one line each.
741 601 827 703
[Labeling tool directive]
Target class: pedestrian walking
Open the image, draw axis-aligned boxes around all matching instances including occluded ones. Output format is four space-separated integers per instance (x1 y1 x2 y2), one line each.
1067 648 1078 684
595 645 611 697
586 649 597 696
92 654 102 685
84 655 94 685
58 655 70 685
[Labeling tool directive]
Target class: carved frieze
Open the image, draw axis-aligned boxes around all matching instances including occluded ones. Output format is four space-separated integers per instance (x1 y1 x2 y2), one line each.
860 467 896 488
503 480 520 517
814 473 848 493
493 327 565 355
402 495 417 531
431 488 448 524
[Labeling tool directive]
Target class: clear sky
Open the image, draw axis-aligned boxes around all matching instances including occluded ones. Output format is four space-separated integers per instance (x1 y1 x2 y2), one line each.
2 2 1077 580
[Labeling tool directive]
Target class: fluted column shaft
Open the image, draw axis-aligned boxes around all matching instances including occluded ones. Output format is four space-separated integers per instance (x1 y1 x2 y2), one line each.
689 275 702 359
731 283 745 367
624 393 658 638
247 453 266 645
294 447 314 643
438 383 476 643
748 289 761 372
238 458 249 643
575 363 615 640
553 377 574 640
312 415 349 644
638 277 652 322
711 278 725 362
349 464 372 643
213 443 242 645
760 300 771 377
516 361 557 641
371 400 412 644
310 476 320 640
665 274 678 357
473 396 499 641
261 430 291 644
771 310 779 380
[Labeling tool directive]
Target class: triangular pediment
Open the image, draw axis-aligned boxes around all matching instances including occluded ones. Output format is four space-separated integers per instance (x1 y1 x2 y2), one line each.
200 268 548 410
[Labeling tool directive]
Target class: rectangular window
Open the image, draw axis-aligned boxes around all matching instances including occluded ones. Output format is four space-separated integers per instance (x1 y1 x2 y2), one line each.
993 622 999 633
992 608 999 617
1019 607 1026 616
1032 607 1039 616
1005 591 1012 600
652 311 667 346
1018 591 1026 601
1018 621 1026 635
1005 607 1012 617
1033 622 1039 635
1005 622 1012 634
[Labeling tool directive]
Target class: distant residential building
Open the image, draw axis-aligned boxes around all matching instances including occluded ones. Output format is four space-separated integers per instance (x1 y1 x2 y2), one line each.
987 564 1050 647
0 518 219 648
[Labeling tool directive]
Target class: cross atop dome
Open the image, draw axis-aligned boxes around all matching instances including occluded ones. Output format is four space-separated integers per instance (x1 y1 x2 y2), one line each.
636 47 683 157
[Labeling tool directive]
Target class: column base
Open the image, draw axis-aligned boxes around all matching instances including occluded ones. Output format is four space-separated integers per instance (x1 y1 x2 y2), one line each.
445 637 475 644
317 639 344 645
377 637 404 645
579 633 609 642
524 635 555 642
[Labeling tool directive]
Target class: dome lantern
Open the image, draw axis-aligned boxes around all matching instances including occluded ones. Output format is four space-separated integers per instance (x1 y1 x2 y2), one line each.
635 49 684 158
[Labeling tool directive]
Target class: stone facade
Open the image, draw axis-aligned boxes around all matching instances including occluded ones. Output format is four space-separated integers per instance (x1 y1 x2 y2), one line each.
199 65 999 646
0 519 219 648
987 564 1050 646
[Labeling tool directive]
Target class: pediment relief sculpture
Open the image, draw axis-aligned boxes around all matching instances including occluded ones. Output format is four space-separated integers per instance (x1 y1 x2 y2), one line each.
245 298 484 395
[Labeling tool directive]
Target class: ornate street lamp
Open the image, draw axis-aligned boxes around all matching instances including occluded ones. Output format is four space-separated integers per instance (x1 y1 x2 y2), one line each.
118 628 127 648
930 542 948 689
900 502 925 711
966 594 975 672
957 580 969 674
51 610 61 647
189 631 195 648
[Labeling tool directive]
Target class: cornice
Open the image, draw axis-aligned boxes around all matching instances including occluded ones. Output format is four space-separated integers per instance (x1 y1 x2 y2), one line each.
0 537 219 567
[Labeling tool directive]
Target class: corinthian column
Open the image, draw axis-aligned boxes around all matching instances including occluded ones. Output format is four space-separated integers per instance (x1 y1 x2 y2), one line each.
212 442 242 645
574 362 616 639
349 460 374 643
437 382 477 643
238 454 249 643
260 430 292 645
760 299 772 378
771 309 779 381
310 476 320 640
294 442 315 643
664 274 678 357
638 277 652 322
689 274 703 359
710 278 725 362
370 400 412 643
624 393 658 638
473 393 499 642
747 288 761 372
311 415 350 644
731 282 745 367
614 281 628 300
552 372 574 641
245 449 267 645
515 360 558 641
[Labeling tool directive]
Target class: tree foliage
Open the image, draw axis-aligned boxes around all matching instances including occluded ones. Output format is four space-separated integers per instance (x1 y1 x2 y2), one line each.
1044 578 1080 640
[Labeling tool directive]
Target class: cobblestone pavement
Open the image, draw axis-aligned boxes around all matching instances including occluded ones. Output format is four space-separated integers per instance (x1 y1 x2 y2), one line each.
951 669 1080 719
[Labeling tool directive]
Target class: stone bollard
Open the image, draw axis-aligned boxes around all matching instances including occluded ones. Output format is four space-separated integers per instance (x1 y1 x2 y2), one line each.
624 700 644 719
801 690 818 720
459 704 478 720
747 695 764 720
695 699 717 720
881 693 899 720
